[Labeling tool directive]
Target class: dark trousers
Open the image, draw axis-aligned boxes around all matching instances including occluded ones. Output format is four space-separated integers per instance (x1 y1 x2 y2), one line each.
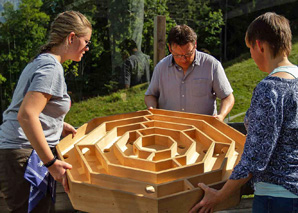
0 149 54 213
253 195 298 213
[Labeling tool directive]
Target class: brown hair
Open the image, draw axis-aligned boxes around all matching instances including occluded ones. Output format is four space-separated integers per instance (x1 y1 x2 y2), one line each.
245 12 292 58
168 24 197 46
38 11 92 55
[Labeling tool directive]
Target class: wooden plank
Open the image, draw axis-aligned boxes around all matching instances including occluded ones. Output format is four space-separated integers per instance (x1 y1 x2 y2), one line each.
154 16 166 67
90 173 158 198
67 180 158 213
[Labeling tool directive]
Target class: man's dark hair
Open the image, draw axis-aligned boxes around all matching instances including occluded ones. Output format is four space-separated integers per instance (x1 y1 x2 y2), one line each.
168 24 197 46
120 39 137 55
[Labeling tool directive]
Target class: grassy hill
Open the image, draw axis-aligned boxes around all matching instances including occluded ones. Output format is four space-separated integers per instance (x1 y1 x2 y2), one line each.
65 83 148 127
65 38 298 127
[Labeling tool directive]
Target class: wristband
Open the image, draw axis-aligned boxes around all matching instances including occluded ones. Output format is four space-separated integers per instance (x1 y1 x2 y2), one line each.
44 156 57 168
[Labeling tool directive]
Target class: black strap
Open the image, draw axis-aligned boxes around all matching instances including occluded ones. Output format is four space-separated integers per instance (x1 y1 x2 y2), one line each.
44 156 57 168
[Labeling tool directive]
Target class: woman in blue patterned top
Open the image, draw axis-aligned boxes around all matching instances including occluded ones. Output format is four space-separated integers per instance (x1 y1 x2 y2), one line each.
190 12 298 213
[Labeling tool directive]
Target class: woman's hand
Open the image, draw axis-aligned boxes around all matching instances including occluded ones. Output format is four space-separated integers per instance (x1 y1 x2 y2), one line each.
189 183 221 213
48 159 72 193
62 122 77 138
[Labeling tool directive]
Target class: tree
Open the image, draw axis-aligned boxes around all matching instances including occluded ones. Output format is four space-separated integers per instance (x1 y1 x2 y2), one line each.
143 0 176 59
61 0 176 99
167 0 224 58
0 0 49 114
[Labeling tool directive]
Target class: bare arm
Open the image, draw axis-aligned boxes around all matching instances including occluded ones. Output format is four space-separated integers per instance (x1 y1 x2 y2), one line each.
189 174 252 213
215 93 235 122
144 95 158 109
18 91 72 192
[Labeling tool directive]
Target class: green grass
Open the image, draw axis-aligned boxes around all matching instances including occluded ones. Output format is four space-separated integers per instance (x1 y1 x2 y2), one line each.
65 83 148 127
225 39 298 122
65 38 298 126
223 55 267 122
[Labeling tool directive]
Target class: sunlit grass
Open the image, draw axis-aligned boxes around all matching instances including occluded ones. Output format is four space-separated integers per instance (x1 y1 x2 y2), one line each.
65 83 148 127
225 40 298 122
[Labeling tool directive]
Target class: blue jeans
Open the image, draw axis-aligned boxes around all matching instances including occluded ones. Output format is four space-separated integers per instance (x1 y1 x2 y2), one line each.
253 195 298 213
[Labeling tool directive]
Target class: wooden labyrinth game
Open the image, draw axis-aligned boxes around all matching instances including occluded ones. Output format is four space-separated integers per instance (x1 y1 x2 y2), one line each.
56 109 246 212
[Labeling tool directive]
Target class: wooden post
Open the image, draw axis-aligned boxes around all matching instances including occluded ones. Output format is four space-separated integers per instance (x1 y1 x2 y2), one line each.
154 16 166 68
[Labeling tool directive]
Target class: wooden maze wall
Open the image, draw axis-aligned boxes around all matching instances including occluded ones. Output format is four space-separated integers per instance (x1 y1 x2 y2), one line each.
57 109 246 213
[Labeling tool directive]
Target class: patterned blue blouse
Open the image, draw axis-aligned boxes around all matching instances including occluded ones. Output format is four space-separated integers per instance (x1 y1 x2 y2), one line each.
230 75 298 196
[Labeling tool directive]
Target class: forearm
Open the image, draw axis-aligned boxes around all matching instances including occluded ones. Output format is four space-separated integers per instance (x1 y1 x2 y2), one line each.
144 95 158 109
218 93 235 120
218 175 252 200
18 113 54 164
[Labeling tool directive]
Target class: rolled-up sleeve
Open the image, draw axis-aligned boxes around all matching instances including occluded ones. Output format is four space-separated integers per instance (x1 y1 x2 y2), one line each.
213 62 233 99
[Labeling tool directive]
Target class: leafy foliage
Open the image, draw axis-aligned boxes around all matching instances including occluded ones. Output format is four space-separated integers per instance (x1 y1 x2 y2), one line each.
167 0 224 58
0 0 49 111
143 0 176 58
64 0 176 99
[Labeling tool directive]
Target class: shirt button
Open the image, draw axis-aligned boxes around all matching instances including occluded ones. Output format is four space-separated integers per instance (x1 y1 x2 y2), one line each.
182 108 185 111
182 81 184 84
182 95 184 97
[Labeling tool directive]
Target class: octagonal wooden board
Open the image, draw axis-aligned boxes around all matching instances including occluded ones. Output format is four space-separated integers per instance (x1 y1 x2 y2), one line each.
56 109 246 213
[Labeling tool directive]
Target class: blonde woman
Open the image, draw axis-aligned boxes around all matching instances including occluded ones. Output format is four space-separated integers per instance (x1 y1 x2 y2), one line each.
0 11 92 212
190 12 298 213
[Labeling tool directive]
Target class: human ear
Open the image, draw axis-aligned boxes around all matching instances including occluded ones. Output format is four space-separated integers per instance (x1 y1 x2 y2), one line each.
255 40 264 53
68 32 75 44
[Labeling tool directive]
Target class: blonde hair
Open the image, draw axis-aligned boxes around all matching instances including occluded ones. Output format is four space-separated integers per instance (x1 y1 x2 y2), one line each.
39 11 92 55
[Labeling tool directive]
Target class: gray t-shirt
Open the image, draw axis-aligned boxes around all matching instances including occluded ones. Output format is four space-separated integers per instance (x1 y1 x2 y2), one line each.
0 53 70 149
145 50 233 115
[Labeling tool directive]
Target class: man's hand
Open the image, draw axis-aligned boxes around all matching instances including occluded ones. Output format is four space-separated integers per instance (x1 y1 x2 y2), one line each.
144 95 157 109
213 114 224 122
217 94 235 121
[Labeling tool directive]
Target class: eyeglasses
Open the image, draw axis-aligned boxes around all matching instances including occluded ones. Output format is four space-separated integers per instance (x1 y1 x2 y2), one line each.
171 45 196 59
75 35 91 48
84 39 91 48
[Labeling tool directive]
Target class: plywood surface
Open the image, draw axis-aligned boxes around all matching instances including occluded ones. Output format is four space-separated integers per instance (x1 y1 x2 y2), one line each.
57 109 246 212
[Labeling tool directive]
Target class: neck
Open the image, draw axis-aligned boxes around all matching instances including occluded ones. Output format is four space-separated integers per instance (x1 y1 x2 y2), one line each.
49 44 67 63
266 55 293 74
